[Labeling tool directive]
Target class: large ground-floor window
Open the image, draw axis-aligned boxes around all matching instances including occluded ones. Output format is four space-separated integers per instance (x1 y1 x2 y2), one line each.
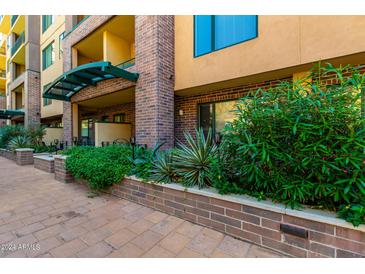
198 100 238 138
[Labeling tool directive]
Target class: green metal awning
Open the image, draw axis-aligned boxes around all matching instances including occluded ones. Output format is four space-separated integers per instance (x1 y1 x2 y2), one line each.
0 109 25 119
43 61 139 102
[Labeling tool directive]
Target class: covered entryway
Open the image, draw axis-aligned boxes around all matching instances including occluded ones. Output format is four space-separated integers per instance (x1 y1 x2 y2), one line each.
42 61 138 146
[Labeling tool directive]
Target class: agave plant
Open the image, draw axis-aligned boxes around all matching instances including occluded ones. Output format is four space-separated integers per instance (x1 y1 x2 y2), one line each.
8 135 31 151
151 150 179 184
173 128 217 188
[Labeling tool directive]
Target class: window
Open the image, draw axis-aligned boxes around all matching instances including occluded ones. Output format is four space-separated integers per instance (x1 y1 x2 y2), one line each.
113 113 126 123
81 119 89 137
42 42 55 70
194 15 258 57
199 100 239 137
43 83 52 106
59 32 65 59
42 15 54 33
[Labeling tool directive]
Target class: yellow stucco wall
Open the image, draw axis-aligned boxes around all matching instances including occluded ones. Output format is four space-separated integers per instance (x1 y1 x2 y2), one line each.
40 15 65 119
175 16 365 92
94 122 131 147
103 31 132 65
43 127 63 145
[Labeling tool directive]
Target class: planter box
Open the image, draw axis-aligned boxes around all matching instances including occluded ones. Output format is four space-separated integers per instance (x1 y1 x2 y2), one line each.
0 148 16 161
54 155 73 183
15 148 34 165
55 155 365 258
34 154 55 173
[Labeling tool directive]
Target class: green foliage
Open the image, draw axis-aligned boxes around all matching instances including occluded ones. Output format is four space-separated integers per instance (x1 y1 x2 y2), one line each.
0 125 26 148
219 63 365 226
173 128 217 188
8 135 31 150
151 150 179 184
65 145 132 190
26 126 46 146
128 143 163 180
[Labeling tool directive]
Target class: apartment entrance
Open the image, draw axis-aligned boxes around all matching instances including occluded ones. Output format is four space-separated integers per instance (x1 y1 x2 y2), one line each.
75 87 135 146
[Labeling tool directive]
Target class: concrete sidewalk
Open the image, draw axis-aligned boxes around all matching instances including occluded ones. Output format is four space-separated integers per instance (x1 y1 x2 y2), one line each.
0 157 285 258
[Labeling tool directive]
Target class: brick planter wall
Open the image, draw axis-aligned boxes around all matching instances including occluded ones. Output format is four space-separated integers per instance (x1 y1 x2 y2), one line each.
34 155 55 173
54 155 74 183
15 148 34 165
53 155 365 258
0 148 16 161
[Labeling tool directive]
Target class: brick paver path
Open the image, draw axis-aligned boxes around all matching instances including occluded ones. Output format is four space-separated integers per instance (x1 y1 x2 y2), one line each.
0 157 285 258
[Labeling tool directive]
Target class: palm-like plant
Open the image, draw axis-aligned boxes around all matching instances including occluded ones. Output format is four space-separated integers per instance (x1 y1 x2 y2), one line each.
151 150 179 184
8 135 31 151
173 128 217 188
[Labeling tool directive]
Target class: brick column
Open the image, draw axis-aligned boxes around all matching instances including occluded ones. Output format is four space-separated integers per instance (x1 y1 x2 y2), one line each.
54 155 74 183
135 16 175 149
24 15 41 129
16 148 34 165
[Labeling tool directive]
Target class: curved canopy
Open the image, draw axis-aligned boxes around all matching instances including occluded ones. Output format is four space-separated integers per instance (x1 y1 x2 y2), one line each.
0 109 25 119
43 61 139 102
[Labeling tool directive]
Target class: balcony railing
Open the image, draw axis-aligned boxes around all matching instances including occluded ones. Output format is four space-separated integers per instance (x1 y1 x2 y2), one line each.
11 32 24 56
0 69 5 78
117 58 135 69
10 15 18 27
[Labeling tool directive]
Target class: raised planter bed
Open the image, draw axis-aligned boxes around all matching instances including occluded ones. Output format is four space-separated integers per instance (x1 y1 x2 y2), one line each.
54 155 365 258
0 148 16 161
34 154 55 173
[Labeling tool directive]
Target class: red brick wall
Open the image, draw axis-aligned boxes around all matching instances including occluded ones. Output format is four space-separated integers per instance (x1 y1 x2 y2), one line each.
0 96 6 127
174 78 289 143
24 70 41 128
135 16 175 149
79 102 135 136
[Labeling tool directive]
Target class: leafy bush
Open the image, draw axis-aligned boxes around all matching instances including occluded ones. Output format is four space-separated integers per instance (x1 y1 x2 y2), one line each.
65 145 132 190
0 125 26 148
173 128 217 188
219 64 365 225
8 135 32 151
128 143 163 180
151 150 179 184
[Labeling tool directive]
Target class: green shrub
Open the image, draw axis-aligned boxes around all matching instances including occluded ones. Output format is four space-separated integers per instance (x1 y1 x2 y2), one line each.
8 135 32 151
151 150 179 184
65 145 132 190
0 125 26 148
128 143 163 180
173 128 217 188
220 64 365 225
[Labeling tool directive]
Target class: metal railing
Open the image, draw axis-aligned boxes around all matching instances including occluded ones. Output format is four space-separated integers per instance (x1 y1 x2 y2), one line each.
0 70 5 78
11 32 24 56
10 15 18 27
116 58 135 69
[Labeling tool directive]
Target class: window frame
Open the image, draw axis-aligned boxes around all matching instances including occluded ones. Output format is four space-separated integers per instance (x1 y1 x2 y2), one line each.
42 41 55 70
59 31 65 59
197 99 240 137
43 83 52 106
193 15 258 58
113 113 126 123
42 15 54 33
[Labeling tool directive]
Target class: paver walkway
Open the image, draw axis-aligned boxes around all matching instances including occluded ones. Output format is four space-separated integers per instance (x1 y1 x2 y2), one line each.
0 157 285 258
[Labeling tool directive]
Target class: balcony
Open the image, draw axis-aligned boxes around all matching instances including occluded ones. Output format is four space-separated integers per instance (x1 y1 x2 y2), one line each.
10 15 24 35
0 15 10 33
0 69 5 78
10 15 18 27
10 32 25 64
73 16 135 68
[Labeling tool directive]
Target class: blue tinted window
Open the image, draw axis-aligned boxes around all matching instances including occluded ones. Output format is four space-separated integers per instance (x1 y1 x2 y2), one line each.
215 15 257 50
194 15 258 57
194 16 212 57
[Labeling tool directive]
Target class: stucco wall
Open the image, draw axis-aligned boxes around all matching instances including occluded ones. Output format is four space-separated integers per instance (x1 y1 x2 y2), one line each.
40 15 65 119
94 122 132 146
43 127 63 145
175 15 365 92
